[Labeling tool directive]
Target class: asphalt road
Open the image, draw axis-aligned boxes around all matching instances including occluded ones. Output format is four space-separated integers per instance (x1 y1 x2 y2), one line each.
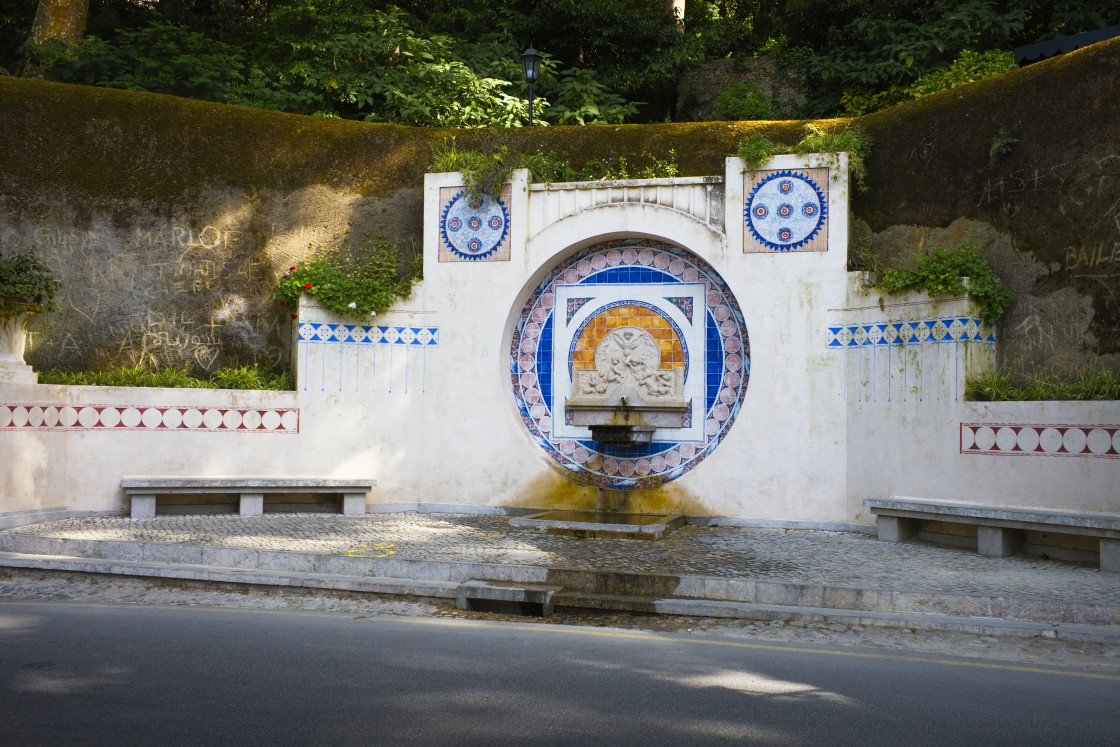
0 601 1116 745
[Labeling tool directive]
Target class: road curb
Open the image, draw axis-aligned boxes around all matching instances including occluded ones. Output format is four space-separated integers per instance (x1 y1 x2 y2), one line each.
2 546 1118 644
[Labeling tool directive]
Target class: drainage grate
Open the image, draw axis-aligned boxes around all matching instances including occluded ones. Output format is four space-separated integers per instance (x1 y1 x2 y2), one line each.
454 580 562 617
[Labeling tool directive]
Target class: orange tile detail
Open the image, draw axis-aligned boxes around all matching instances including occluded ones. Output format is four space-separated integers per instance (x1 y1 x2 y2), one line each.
572 305 684 369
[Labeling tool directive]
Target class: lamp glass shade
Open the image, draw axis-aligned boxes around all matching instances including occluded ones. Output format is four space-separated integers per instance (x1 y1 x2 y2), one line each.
521 47 542 84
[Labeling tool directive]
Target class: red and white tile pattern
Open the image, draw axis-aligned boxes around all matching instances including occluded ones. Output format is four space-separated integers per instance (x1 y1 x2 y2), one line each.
0 404 299 433
961 423 1119 458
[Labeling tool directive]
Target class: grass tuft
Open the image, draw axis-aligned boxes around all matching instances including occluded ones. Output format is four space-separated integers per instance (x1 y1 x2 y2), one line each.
966 368 1120 401
38 364 291 390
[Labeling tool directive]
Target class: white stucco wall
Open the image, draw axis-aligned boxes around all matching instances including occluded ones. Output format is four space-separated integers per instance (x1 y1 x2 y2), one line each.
2 155 1117 526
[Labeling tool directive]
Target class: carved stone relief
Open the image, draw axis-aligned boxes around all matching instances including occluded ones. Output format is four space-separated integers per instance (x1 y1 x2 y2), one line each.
572 327 684 403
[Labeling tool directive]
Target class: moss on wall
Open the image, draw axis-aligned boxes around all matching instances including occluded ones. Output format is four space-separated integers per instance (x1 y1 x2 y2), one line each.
1 35 1118 375
854 37 1120 371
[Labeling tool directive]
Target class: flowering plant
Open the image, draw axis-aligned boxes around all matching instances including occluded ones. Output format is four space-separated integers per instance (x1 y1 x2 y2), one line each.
0 250 61 318
275 238 421 322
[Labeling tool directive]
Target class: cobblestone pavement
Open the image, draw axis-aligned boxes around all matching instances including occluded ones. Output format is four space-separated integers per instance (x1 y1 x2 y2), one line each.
2 570 1118 673
4 513 1119 605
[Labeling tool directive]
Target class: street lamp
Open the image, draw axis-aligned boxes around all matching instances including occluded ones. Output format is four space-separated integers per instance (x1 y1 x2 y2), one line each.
520 46 542 126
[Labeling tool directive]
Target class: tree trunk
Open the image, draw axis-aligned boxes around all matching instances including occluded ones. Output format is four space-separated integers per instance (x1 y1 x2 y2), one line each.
666 0 686 30
26 0 89 48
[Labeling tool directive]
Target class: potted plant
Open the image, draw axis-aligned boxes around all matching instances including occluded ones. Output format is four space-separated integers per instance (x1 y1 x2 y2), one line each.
0 250 60 383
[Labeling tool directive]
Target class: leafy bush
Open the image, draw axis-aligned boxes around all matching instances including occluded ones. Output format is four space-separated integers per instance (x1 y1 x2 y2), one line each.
875 237 1012 324
967 368 1120 401
32 24 249 102
713 81 775 121
0 250 61 315
909 49 1017 99
804 3 1029 116
29 6 643 128
550 68 641 125
276 237 421 322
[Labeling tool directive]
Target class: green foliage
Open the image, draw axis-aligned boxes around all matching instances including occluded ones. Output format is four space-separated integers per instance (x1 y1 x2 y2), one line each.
30 24 249 102
0 250 61 315
990 130 1018 161
431 139 512 199
966 368 1120 401
875 237 1012 324
550 68 641 125
794 123 870 191
736 132 783 171
805 2 1030 116
25 2 646 128
713 80 775 121
736 123 870 192
578 150 680 181
432 141 679 189
402 0 700 115
39 364 292 390
10 0 1120 123
276 236 420 322
847 233 882 278
208 365 293 391
908 49 1017 99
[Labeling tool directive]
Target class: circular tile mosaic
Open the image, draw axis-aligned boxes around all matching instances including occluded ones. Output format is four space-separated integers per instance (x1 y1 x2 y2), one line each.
440 189 510 260
510 239 750 489
744 171 827 251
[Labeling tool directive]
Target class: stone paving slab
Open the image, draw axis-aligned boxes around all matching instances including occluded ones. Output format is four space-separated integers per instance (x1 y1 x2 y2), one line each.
2 513 1117 608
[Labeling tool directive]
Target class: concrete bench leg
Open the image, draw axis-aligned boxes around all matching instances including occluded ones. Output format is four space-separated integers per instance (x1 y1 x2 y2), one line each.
876 516 917 543
342 493 367 516
1102 539 1120 574
977 526 1021 557
239 493 264 516
131 495 156 519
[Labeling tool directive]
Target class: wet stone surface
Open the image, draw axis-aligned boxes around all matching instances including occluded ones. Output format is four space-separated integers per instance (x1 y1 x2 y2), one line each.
3 513 1118 605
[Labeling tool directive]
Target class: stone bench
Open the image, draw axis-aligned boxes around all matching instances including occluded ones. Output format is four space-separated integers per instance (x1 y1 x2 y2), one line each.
864 497 1120 573
122 478 376 518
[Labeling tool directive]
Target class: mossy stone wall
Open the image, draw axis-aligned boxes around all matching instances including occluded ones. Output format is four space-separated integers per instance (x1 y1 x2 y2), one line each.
854 37 1120 374
1 35 1117 377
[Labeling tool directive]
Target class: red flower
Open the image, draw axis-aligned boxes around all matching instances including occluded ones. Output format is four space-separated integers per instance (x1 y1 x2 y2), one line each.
289 266 296 271
279 301 286 305
291 313 297 319
305 283 312 289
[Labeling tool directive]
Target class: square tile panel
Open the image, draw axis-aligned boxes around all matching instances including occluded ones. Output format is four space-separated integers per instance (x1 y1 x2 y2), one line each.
743 167 829 253
439 185 512 262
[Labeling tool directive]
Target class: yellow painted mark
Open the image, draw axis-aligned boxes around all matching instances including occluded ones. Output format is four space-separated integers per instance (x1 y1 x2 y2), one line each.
346 543 395 558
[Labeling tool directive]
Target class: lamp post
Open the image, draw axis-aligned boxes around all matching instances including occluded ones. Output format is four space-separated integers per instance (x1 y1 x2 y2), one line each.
520 46 542 126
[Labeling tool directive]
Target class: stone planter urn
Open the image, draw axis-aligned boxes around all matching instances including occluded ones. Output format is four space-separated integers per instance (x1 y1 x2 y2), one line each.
0 299 42 384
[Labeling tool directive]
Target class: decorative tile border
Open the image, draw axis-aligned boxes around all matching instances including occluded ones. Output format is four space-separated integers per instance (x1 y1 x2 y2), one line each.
828 316 995 348
0 404 299 433
438 186 512 262
297 322 439 347
961 423 1120 458
743 168 829 253
510 239 749 489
